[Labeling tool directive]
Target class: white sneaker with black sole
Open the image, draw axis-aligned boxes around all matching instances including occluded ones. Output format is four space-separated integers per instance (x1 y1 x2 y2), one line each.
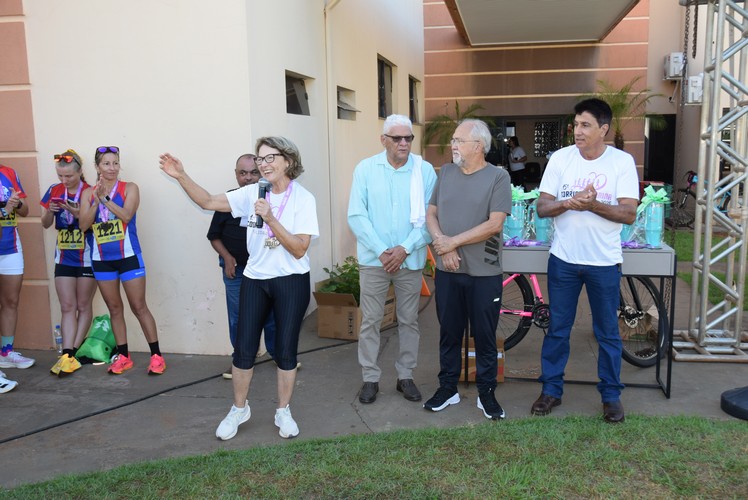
423 387 460 411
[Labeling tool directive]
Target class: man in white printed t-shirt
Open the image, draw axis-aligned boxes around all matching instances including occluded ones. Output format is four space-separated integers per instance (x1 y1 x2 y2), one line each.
532 98 639 424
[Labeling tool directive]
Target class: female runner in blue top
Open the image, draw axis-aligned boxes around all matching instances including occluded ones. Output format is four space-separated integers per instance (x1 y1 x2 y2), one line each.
79 146 164 375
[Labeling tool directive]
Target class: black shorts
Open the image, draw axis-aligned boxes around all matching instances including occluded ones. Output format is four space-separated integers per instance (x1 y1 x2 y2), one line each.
55 264 95 279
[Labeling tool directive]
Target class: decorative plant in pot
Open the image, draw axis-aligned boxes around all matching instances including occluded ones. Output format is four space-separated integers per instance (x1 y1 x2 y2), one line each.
318 256 361 304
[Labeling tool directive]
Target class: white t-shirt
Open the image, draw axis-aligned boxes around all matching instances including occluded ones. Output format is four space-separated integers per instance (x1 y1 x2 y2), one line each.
225 181 319 279
539 145 639 265
509 146 526 172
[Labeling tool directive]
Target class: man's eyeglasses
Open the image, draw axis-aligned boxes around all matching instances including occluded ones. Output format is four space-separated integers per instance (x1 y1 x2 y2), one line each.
384 134 415 144
254 154 283 165
54 154 76 163
450 138 480 146
237 169 261 176
97 146 120 154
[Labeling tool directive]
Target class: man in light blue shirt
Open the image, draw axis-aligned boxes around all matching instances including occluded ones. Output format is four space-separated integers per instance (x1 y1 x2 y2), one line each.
348 114 437 405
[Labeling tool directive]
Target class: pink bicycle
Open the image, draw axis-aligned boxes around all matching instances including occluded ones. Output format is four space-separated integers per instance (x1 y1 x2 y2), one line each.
498 273 668 368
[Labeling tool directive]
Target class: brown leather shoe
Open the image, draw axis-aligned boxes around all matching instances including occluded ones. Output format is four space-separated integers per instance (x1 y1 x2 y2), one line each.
358 382 379 404
530 393 562 416
396 379 422 402
603 401 625 423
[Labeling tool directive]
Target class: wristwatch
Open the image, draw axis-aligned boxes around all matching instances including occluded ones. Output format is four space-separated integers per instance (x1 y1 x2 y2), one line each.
104 195 111 203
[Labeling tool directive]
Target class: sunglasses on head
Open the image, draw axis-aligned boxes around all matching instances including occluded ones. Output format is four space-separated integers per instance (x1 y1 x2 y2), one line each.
97 146 120 154
54 154 76 163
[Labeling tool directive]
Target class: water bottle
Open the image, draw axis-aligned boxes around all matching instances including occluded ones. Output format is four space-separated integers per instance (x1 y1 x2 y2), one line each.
53 324 62 354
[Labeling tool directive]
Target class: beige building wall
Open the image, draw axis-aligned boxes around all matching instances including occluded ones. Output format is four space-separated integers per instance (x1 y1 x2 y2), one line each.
0 0 51 349
324 0 427 262
10 0 425 355
646 0 706 183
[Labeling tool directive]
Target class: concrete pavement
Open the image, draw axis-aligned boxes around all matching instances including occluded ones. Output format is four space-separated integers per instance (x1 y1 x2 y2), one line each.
1 277 747 489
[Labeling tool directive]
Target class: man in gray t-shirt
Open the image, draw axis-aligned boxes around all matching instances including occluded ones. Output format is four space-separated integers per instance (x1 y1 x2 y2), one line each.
424 119 512 420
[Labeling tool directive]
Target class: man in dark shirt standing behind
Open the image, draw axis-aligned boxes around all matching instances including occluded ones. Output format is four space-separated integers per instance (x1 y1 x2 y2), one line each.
207 154 275 378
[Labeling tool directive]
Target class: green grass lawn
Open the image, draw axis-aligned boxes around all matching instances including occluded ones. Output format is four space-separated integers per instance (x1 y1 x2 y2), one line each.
5 415 746 498
668 229 748 310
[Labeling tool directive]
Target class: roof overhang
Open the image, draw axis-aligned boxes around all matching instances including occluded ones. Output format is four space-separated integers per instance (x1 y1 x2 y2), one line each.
444 0 641 46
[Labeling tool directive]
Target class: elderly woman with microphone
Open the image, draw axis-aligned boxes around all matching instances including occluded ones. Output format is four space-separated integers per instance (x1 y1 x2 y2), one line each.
159 136 319 441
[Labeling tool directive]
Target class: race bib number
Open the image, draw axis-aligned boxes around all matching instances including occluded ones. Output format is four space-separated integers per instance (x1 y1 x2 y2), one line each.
93 219 125 244
57 229 85 250
0 212 17 227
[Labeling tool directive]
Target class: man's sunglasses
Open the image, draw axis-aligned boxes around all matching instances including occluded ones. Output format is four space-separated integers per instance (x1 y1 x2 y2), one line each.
384 134 415 143
97 146 120 154
54 154 76 163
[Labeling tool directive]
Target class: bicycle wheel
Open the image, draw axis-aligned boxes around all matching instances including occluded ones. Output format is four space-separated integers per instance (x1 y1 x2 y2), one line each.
498 274 534 350
666 189 695 228
618 276 668 368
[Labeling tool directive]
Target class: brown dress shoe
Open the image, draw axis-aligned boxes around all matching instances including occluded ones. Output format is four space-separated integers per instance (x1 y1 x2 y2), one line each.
358 382 379 404
396 379 422 402
603 401 625 423
530 393 562 416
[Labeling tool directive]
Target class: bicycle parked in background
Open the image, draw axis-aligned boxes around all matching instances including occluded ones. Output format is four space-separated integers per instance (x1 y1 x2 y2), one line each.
497 272 668 368
667 168 740 229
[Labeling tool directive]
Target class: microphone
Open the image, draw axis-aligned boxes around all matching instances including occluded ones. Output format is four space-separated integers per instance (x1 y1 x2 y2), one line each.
256 178 271 228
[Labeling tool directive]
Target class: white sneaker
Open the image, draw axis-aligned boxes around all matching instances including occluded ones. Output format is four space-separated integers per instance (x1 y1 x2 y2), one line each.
215 401 251 440
0 370 18 393
274 405 299 438
0 351 35 369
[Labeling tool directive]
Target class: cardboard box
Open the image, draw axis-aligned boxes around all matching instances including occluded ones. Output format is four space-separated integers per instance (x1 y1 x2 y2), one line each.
313 281 396 340
459 337 505 383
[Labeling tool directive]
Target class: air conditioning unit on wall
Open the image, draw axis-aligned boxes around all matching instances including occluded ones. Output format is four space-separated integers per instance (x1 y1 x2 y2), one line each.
685 73 703 104
664 52 684 80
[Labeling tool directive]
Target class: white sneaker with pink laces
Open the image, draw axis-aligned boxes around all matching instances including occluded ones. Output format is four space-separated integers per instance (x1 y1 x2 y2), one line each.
0 351 35 369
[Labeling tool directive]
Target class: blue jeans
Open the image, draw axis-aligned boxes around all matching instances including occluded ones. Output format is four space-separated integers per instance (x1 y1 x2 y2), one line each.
221 262 275 357
540 254 624 402
434 270 502 393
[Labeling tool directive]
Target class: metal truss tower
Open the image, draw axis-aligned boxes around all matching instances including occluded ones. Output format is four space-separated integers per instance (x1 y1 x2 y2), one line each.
674 0 748 361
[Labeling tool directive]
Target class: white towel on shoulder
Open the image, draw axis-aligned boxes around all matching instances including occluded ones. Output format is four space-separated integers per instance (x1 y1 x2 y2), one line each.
409 154 425 228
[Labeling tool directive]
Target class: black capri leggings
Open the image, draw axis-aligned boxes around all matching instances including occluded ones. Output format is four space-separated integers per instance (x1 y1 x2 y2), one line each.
233 272 310 370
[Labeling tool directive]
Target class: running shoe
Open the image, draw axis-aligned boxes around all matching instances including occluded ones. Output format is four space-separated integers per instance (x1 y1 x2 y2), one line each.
216 401 251 440
274 404 300 438
50 355 64 376
147 354 166 375
58 354 82 377
0 370 18 393
477 389 506 420
0 350 35 369
423 386 460 412
108 353 134 374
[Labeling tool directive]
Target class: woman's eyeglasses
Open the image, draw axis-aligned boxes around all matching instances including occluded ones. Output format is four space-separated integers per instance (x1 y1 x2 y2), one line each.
97 146 120 154
254 154 283 165
54 154 76 163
